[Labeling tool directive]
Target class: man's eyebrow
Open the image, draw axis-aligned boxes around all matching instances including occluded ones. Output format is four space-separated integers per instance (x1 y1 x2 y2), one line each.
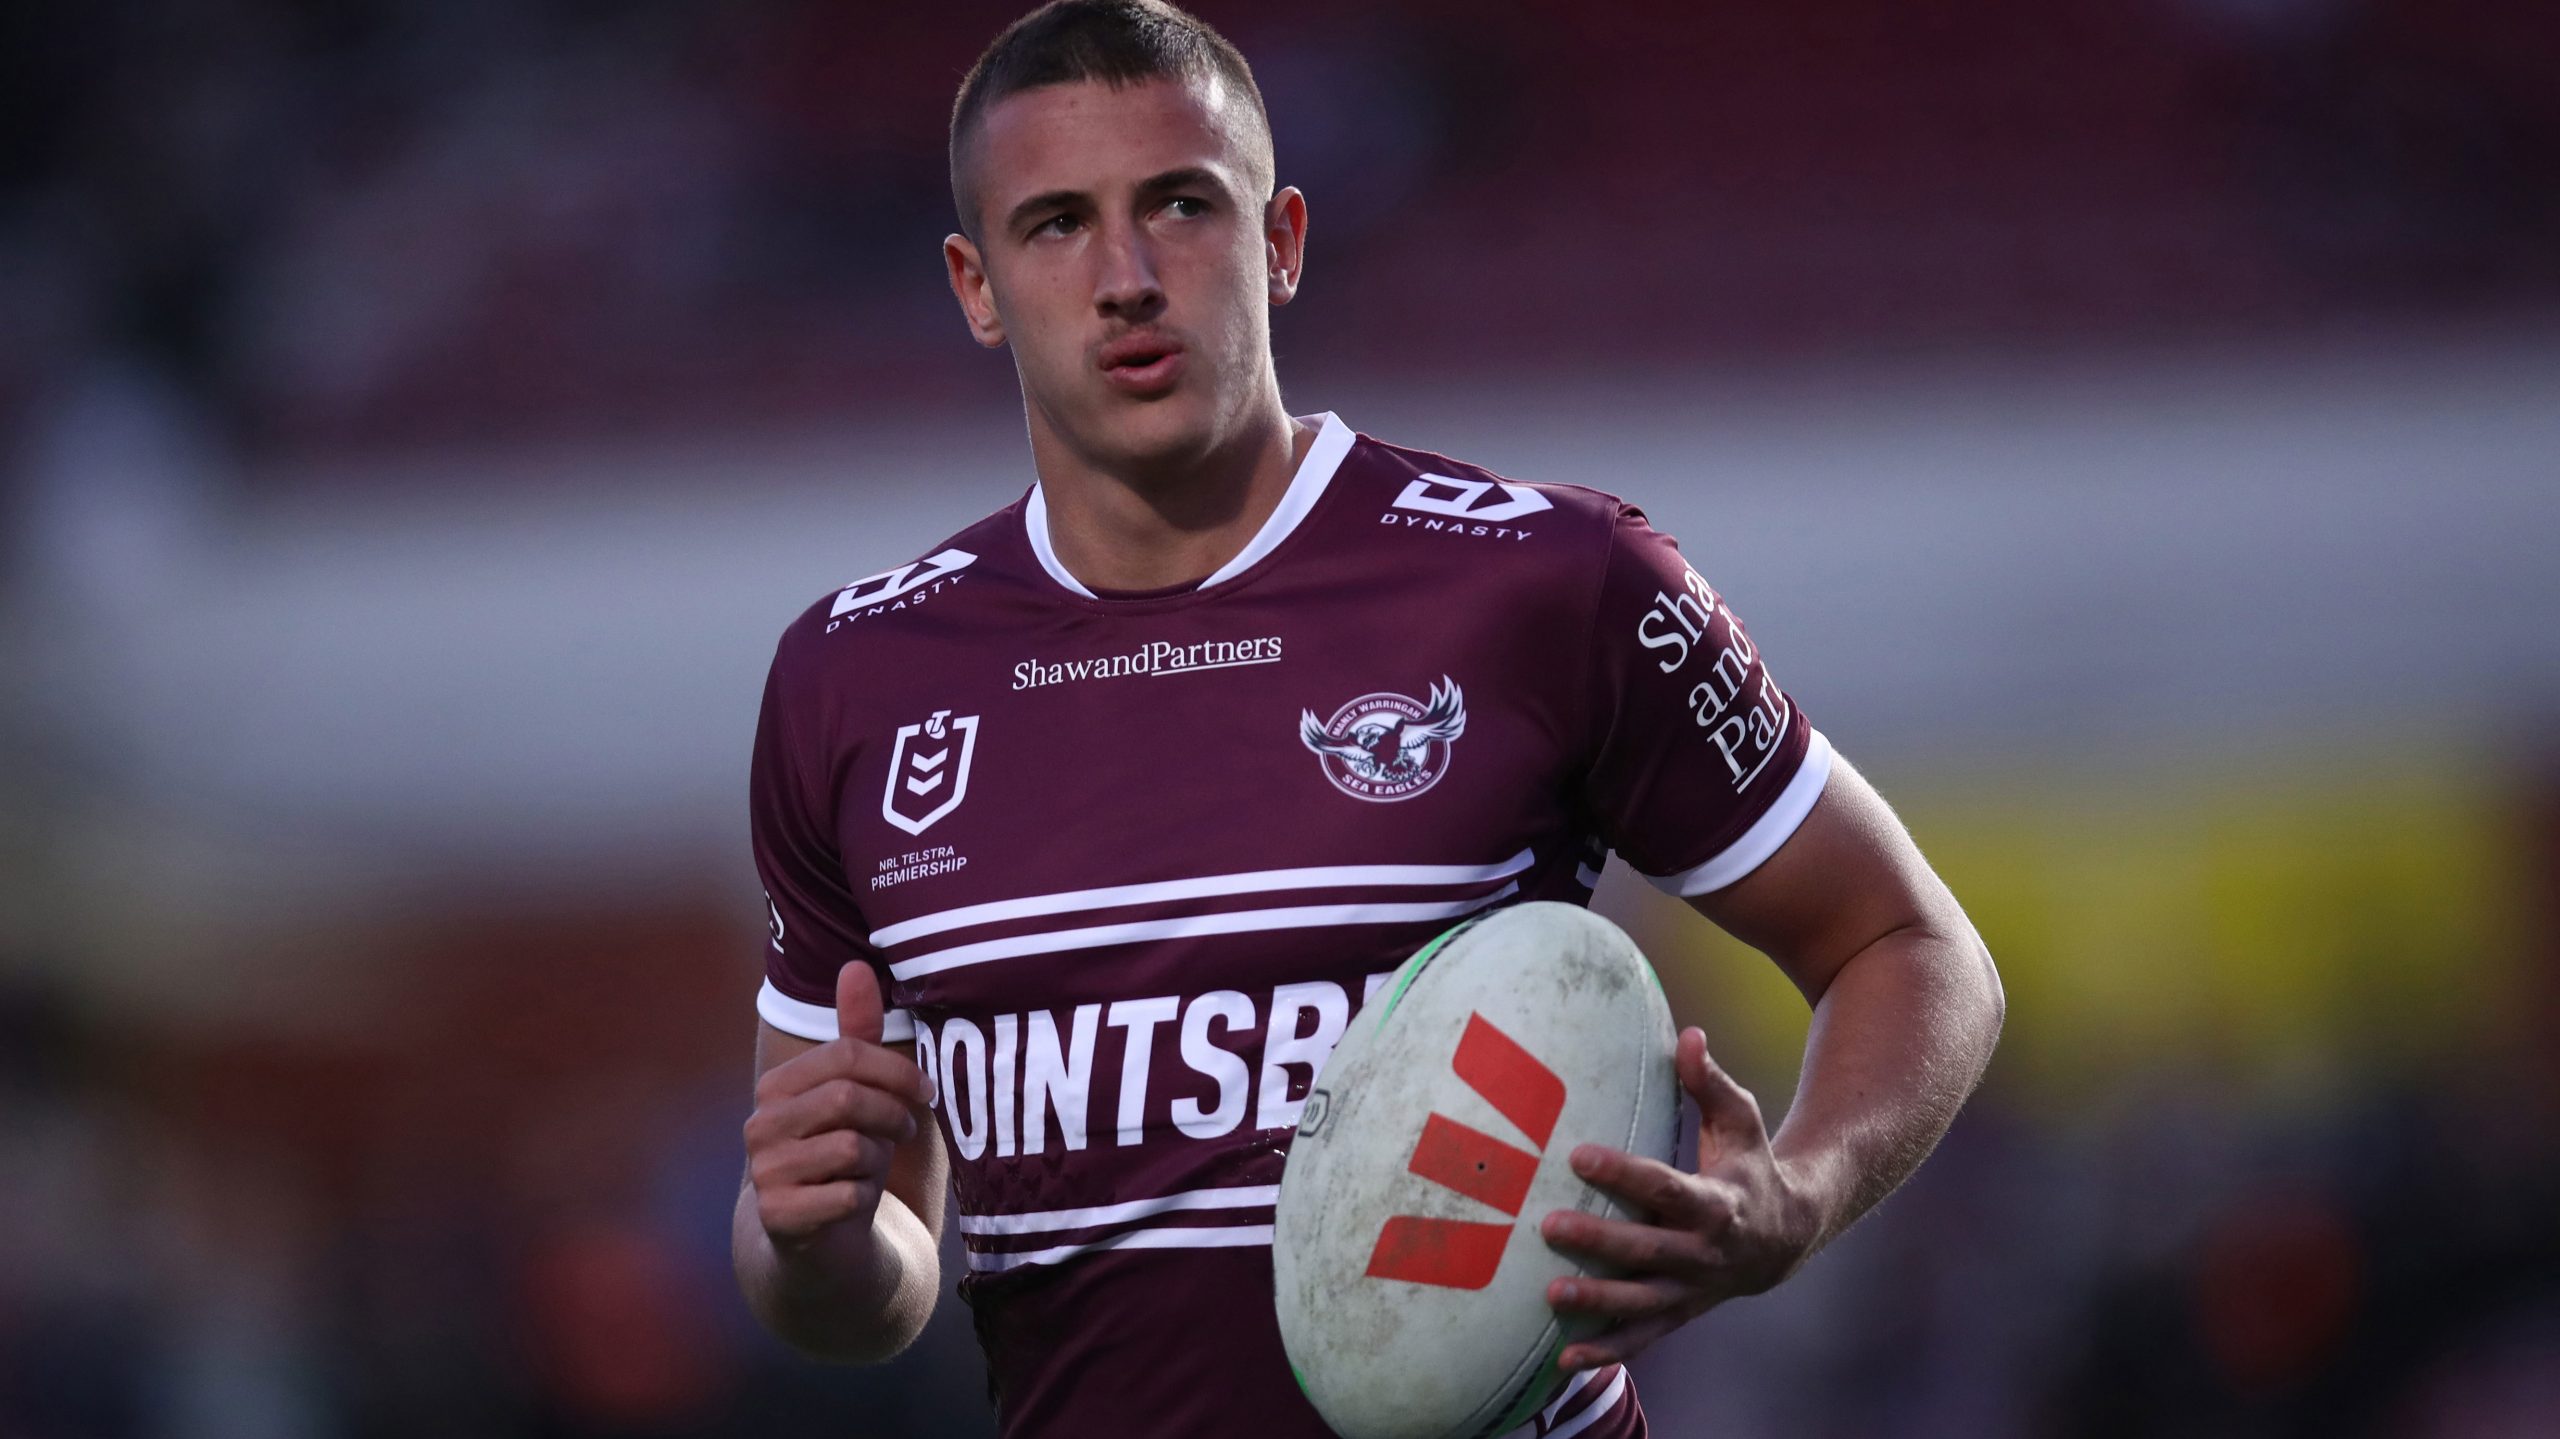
1002 168 1235 234
1004 188 1089 234
1135 166 1230 200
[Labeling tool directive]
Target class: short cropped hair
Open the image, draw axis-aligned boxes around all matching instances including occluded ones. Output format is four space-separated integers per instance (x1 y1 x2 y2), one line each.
949 0 1274 238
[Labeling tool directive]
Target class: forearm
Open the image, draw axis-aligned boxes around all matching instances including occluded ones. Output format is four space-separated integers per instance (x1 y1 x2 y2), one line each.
731 1179 942 1363
1768 922 2004 1254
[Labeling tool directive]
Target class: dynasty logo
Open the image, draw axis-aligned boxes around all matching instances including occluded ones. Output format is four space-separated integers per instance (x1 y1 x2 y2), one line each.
1364 1013 1567 1290
827 549 976 632
1298 676 1467 802
1379 473 1552 542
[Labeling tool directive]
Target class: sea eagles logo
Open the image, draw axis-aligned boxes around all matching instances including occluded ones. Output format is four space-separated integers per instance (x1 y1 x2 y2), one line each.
882 709 979 836
1298 677 1466 802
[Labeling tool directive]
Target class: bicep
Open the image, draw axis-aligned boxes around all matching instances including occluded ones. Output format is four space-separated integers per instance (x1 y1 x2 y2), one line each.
751 1020 950 1245
1682 750 1967 1007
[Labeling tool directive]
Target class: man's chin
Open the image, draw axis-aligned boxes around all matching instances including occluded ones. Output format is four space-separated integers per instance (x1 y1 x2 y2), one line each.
1077 391 1225 473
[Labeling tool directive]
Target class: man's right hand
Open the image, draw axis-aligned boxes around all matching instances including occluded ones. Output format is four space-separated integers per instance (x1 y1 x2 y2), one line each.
743 963 935 1251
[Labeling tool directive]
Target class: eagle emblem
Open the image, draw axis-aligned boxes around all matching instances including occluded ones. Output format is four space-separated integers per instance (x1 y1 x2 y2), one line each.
1299 677 1467 802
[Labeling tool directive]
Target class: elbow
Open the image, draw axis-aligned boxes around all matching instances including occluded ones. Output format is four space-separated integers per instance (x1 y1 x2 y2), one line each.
739 1274 934 1368
1926 891 2004 1040
1912 904 2004 1064
730 1199 939 1366
834 1282 940 1366
775 1316 928 1368
1971 927 2006 1054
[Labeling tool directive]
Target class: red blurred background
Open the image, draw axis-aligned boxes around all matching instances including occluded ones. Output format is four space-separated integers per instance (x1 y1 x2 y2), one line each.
3 2 2556 1436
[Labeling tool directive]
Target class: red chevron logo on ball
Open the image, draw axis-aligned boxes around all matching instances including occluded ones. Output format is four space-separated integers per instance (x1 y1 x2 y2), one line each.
1363 1013 1568 1290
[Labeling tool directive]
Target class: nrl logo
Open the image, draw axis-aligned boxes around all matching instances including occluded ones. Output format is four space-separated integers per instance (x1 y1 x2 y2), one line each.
882 709 979 836
1298 676 1466 803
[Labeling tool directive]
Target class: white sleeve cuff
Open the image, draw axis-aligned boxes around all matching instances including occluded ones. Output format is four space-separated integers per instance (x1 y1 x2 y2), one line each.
757 978 917 1044
1643 729 1835 897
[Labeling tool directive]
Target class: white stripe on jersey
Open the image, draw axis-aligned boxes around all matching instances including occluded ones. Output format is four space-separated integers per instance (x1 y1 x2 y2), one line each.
888 883 1520 980
1024 411 1356 599
1546 1367 1629 1439
871 848 1534 948
964 1224 1276 1273
1194 410 1356 586
756 980 916 1045
957 1184 1279 1236
1644 727 1834 898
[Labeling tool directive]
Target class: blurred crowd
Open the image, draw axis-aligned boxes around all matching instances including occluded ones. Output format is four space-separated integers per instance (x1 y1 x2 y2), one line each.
1672 1031 2560 1439
5 887 2558 1439
0 910 999 1439
3 0 2554 458
6 764 2559 1438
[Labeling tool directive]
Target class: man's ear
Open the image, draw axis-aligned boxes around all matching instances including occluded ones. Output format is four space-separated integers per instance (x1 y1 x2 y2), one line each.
945 233 1007 348
1266 186 1308 306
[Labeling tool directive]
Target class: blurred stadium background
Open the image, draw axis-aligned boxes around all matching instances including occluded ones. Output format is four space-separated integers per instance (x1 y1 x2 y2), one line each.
4 0 2558 1435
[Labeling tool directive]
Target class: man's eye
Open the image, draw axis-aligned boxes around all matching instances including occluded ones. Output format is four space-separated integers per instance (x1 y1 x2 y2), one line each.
1163 197 1209 219
1036 214 1081 237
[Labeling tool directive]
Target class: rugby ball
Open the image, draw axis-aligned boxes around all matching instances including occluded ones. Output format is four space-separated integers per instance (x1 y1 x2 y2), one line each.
1273 902 1681 1439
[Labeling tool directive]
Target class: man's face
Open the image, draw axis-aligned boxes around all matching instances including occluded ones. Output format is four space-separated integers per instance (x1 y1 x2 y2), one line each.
947 74 1297 475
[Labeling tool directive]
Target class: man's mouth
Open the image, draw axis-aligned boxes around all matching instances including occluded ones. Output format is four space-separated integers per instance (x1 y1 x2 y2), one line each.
1100 332 1180 367
1099 335 1186 395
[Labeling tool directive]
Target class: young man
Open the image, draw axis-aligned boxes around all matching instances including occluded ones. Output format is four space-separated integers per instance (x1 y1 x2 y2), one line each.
731 4 2005 1435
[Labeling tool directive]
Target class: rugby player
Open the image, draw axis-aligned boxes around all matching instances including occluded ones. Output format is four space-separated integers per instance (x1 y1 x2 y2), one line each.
731 3 2006 1434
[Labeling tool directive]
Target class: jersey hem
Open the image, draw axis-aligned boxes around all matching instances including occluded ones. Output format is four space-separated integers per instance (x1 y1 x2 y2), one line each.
757 978 916 1044
1641 728 1834 897
1544 1364 1633 1438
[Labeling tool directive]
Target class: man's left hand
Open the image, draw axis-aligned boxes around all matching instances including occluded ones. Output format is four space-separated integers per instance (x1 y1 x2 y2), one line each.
1538 1026 1833 1371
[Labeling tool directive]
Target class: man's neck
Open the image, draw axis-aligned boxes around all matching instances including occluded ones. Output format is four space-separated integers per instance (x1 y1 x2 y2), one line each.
1030 403 1316 593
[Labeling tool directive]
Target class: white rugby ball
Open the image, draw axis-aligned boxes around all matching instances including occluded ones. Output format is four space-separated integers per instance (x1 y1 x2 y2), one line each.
1274 901 1681 1439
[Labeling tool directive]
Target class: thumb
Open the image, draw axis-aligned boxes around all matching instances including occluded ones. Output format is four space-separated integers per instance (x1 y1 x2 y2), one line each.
1678 1026 1767 1166
835 961 887 1046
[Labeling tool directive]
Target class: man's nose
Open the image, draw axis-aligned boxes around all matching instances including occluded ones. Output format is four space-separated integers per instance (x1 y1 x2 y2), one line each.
1093 222 1164 321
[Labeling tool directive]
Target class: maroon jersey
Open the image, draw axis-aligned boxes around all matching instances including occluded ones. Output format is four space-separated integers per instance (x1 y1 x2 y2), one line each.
747 413 1831 1439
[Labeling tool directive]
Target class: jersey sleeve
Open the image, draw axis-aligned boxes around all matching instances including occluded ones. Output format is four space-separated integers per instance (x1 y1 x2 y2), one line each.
1578 504 1835 895
748 641 913 1044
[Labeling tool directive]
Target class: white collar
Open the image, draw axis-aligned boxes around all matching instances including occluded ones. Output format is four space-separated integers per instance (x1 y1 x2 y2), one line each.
1025 411 1354 599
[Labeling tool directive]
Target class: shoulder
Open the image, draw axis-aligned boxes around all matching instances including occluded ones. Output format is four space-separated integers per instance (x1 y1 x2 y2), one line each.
1327 426 1652 598
764 498 1034 698
1341 429 1637 531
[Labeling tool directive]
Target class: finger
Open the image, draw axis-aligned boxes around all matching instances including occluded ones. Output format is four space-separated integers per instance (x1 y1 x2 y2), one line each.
1539 1208 1712 1277
834 1044 934 1109
1569 1145 1705 1225
760 1181 870 1245
836 961 887 1047
1679 1027 1768 1163
760 1038 933 1110
1547 1273 1685 1319
1560 1315 1684 1372
752 1130 896 1191
754 1078 922 1144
